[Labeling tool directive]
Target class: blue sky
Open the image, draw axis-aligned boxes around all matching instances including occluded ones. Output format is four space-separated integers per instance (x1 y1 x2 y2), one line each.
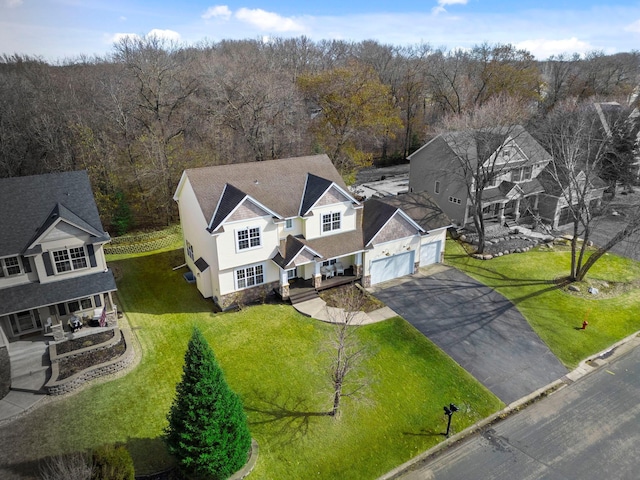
1 0 639 62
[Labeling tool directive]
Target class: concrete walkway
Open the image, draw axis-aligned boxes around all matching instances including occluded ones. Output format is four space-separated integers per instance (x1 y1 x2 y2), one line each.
0 326 115 424
292 297 398 325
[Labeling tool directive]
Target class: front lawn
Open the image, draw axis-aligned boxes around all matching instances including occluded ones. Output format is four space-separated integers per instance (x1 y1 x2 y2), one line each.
446 240 640 368
0 248 501 480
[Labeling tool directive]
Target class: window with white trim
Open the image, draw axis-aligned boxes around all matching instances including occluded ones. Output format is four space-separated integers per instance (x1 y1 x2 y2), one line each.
285 218 293 230
321 212 341 233
434 181 440 194
448 196 462 205
286 267 297 280
1 256 22 276
52 247 88 273
236 227 261 251
236 264 264 289
186 241 194 261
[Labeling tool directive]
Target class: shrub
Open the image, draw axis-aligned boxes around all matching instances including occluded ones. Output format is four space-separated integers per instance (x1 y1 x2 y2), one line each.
91 444 135 480
39 451 93 480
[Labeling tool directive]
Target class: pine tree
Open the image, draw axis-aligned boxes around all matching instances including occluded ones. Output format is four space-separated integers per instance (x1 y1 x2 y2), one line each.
165 327 251 480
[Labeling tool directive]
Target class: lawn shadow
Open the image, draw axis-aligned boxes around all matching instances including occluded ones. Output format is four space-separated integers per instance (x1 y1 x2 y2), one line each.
125 436 175 476
244 388 330 446
402 427 443 438
0 457 41 480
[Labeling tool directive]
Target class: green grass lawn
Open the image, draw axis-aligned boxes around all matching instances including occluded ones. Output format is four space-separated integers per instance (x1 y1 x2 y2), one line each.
446 240 640 368
0 247 502 480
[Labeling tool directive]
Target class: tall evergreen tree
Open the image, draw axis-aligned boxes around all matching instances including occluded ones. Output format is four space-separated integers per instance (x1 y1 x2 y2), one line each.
165 327 251 480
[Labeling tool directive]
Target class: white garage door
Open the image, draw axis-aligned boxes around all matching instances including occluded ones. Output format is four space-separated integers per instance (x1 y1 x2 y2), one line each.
420 241 441 266
370 251 415 285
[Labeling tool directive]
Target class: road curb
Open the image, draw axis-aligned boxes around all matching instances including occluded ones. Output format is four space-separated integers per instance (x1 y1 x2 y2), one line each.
378 328 640 480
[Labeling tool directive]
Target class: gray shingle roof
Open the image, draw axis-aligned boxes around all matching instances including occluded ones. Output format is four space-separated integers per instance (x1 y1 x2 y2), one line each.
183 155 349 224
377 192 452 233
0 270 116 317
0 171 109 257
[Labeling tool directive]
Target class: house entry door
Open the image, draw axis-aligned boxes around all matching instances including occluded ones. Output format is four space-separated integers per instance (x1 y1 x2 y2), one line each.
9 310 42 336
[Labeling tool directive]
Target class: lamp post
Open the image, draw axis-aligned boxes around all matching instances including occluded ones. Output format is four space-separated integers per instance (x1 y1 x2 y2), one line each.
443 403 459 437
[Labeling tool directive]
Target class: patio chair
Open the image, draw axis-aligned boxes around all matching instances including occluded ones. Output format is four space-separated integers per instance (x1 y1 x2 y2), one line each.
334 262 345 276
321 266 334 279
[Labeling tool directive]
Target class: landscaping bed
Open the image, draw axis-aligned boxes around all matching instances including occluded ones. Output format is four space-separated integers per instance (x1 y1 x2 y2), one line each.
319 284 385 313
55 330 115 355
57 336 126 380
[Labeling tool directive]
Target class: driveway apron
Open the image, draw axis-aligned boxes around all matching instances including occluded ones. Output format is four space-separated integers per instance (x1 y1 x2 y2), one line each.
372 267 568 404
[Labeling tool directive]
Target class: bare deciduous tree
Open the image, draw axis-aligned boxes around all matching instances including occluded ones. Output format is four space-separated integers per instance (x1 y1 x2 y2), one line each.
325 287 371 417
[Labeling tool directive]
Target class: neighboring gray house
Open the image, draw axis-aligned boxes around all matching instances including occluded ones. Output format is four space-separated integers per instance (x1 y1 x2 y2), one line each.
0 171 117 344
409 125 552 227
408 125 604 229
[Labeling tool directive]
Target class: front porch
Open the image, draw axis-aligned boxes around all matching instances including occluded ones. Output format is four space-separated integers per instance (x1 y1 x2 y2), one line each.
288 267 361 304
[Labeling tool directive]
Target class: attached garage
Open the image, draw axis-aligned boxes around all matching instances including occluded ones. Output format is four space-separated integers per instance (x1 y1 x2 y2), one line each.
370 251 415 285
420 241 441 266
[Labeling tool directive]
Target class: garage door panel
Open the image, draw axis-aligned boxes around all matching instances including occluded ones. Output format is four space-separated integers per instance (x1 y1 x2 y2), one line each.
420 241 441 266
370 251 414 285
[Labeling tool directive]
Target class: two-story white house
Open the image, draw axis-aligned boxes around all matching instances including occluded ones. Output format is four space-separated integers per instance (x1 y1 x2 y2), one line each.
0 171 117 343
174 155 451 309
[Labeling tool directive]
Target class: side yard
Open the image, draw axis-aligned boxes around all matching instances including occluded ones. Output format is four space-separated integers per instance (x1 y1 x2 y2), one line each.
0 248 502 480
446 239 640 368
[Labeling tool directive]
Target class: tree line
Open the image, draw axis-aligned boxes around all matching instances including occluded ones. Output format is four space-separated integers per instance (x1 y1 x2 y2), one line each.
0 37 638 231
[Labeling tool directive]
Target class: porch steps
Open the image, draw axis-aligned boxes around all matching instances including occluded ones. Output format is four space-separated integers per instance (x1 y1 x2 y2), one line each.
289 288 320 305
504 219 518 229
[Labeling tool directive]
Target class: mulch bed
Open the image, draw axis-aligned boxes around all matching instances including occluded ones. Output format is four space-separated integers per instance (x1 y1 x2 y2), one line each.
55 330 115 355
319 284 385 313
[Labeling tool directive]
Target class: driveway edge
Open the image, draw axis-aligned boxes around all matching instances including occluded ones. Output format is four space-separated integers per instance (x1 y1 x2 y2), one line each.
378 328 640 480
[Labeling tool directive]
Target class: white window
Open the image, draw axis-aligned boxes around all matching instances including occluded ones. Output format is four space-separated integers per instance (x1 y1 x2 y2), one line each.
434 181 440 194
1 256 22 276
285 218 293 230
322 259 337 266
286 268 297 280
186 241 194 261
448 196 461 205
236 264 264 289
52 247 88 273
67 297 94 314
523 165 532 181
322 212 341 233
236 227 261 251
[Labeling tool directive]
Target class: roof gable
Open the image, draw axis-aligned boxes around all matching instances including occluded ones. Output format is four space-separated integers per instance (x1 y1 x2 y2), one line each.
0 171 108 257
369 213 420 246
378 192 451 233
363 199 423 246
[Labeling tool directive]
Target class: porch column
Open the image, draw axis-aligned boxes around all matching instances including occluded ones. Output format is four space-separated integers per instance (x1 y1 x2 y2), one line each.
279 269 290 299
313 262 322 289
498 203 506 225
514 198 521 221
355 252 363 277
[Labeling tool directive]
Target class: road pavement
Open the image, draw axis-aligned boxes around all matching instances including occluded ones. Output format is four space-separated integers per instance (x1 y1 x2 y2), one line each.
396 344 640 480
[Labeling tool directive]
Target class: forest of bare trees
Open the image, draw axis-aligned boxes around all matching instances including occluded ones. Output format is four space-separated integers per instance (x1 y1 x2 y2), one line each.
1 37 638 232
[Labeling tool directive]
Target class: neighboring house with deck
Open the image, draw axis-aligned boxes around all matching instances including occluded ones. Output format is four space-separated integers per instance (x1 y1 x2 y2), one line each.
174 155 451 310
0 171 117 345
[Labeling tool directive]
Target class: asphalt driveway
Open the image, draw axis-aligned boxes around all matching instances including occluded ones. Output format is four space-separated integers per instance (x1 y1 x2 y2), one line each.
371 267 568 405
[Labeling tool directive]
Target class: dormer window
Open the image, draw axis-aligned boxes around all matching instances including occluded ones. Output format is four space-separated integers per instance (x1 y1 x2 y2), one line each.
52 247 88 273
285 218 293 230
322 212 341 233
0 256 22 276
236 226 261 251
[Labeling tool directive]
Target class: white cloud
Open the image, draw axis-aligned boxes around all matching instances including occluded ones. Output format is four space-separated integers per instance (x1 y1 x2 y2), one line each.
235 8 305 33
516 37 593 59
4 0 23 7
202 5 232 21
433 0 468 15
624 19 640 33
147 29 181 41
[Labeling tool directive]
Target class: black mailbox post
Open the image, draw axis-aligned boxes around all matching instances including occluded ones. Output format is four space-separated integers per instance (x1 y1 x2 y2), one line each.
443 403 459 437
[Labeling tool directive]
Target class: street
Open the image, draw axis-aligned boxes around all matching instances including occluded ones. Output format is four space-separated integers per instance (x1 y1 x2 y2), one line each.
396 345 640 480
